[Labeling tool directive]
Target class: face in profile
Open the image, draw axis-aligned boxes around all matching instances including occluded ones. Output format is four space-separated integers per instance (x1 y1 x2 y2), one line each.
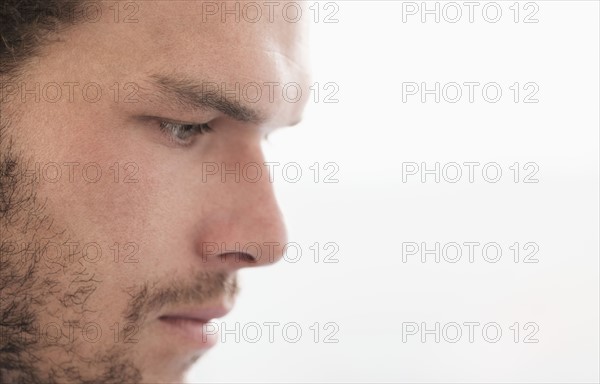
0 1 309 382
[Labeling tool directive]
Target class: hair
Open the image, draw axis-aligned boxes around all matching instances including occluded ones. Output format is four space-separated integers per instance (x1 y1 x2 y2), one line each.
0 0 87 80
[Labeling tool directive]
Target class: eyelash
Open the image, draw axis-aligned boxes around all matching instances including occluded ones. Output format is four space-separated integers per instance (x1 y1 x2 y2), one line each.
159 121 213 146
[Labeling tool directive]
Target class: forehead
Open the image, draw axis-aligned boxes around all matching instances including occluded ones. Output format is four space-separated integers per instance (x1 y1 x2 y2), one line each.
64 0 311 126
134 1 308 65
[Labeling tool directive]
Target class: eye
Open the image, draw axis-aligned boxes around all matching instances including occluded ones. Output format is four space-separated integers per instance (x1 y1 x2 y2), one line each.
159 121 213 146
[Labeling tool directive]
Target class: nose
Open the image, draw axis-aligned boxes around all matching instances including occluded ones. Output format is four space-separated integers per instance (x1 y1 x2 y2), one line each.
194 143 288 271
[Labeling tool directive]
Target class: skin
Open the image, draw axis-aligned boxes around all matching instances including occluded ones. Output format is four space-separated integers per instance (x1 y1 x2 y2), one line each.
0 1 309 382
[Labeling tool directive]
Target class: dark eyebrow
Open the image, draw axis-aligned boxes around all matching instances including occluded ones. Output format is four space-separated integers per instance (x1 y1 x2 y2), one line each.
144 74 266 124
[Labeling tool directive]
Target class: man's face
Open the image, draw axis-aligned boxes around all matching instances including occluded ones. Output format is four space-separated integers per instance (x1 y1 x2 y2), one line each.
0 1 309 382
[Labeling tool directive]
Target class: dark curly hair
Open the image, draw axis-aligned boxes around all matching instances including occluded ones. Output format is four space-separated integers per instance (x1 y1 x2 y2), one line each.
0 0 88 79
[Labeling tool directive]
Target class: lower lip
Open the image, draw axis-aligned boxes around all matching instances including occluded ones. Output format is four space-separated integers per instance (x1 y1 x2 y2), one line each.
159 317 219 348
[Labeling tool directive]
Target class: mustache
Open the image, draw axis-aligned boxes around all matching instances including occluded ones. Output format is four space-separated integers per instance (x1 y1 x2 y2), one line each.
123 271 238 324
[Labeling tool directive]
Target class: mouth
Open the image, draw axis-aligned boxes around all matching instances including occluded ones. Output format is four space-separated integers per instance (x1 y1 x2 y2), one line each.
158 306 231 348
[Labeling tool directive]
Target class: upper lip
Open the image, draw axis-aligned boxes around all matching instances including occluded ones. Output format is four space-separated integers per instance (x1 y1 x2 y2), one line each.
158 306 232 322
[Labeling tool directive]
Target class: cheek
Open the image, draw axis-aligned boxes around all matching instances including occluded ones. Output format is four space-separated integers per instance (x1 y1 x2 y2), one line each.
38 137 152 239
18 103 204 279
39 131 203 273
28 116 174 280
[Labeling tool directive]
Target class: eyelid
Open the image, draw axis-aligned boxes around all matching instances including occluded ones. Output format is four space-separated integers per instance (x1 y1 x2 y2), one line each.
159 120 211 129
156 118 213 147
158 117 203 125
159 121 213 134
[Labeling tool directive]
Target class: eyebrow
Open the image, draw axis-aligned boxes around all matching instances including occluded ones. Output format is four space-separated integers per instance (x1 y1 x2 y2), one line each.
145 74 266 124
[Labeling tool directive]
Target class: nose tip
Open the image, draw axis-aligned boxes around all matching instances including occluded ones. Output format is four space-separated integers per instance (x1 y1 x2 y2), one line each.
195 162 288 270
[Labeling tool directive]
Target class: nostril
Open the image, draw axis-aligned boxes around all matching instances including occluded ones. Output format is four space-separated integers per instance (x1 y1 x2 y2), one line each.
218 252 257 264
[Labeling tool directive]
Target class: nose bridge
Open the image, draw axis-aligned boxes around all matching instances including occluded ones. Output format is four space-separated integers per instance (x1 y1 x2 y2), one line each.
196 146 288 270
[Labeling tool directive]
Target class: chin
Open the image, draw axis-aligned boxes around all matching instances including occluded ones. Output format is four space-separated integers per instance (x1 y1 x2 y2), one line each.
138 352 205 384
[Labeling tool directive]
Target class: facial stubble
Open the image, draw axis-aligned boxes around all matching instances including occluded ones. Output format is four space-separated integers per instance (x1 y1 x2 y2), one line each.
0 117 238 383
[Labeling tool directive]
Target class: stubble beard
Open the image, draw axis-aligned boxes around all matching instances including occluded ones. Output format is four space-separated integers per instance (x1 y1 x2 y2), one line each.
0 116 144 384
0 113 239 383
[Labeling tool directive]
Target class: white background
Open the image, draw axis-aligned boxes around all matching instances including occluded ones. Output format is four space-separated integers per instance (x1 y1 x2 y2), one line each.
190 1 599 382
